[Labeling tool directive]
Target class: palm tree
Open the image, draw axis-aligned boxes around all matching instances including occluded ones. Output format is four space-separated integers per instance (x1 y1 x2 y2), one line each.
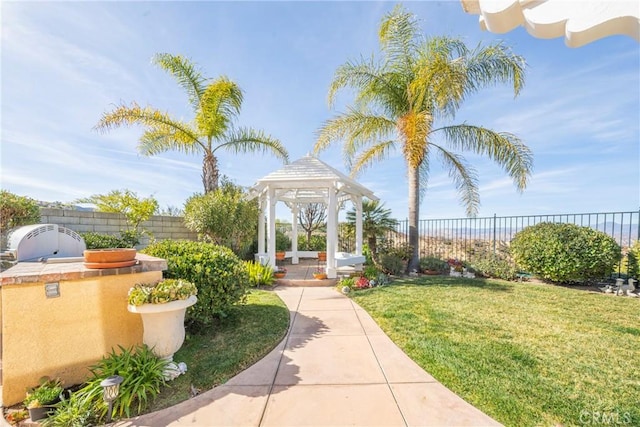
314 6 532 272
346 199 397 264
95 53 289 193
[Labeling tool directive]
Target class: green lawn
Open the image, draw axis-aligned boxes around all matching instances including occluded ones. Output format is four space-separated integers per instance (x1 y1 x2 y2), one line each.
351 277 639 427
147 289 289 413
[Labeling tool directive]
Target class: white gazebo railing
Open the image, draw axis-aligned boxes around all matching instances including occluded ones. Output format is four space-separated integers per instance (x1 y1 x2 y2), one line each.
248 155 377 278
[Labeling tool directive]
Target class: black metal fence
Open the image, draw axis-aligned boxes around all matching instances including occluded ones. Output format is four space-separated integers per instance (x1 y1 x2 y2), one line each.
340 210 640 262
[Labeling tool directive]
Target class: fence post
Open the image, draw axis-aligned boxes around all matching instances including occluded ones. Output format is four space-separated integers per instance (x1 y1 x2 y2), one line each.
493 213 497 255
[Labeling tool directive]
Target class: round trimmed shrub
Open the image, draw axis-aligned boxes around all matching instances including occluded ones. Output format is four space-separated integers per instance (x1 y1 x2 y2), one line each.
510 222 621 284
142 240 248 329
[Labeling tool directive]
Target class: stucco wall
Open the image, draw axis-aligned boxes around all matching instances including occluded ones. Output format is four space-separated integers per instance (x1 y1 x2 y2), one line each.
1 270 161 406
38 208 198 247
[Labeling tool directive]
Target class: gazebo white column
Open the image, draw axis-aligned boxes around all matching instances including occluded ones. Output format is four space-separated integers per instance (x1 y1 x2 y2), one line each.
266 187 277 268
326 186 338 278
258 194 265 257
291 204 299 264
354 196 363 256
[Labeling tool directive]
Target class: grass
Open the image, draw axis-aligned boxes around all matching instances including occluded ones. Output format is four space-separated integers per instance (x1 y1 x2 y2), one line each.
350 276 639 427
146 289 289 413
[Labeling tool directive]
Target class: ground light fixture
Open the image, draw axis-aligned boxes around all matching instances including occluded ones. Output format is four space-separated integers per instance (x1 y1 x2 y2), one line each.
100 375 124 423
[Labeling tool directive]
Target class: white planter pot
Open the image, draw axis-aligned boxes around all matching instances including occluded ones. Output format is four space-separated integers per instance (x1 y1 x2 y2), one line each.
128 295 197 379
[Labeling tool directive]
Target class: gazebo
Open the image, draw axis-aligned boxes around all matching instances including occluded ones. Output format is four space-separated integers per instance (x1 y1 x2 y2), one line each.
248 155 377 279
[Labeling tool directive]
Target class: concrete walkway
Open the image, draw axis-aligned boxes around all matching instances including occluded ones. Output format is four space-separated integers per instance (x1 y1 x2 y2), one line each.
119 287 501 426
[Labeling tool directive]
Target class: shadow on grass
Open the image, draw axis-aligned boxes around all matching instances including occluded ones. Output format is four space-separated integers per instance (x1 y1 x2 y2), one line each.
391 275 514 292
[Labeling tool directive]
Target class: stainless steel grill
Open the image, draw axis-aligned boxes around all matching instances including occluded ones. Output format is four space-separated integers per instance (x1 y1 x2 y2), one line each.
6 224 86 262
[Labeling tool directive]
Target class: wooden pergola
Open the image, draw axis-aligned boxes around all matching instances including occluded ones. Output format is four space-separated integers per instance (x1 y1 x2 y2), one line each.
248 155 377 278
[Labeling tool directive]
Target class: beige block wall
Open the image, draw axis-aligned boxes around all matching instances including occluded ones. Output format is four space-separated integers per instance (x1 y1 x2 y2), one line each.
1 270 161 406
38 209 198 247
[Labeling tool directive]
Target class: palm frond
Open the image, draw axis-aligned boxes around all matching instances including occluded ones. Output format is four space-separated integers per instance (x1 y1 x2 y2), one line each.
196 77 243 140
94 102 202 155
350 140 396 176
314 110 396 155
139 128 203 156
435 124 533 191
328 59 406 115
153 53 206 112
379 5 420 74
465 41 527 97
432 144 480 216
215 128 289 163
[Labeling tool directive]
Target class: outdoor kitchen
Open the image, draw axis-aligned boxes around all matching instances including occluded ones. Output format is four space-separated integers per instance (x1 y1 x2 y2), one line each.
0 224 166 406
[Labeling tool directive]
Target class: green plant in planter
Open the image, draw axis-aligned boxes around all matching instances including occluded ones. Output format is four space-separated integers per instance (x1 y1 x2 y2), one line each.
128 279 197 306
24 377 63 409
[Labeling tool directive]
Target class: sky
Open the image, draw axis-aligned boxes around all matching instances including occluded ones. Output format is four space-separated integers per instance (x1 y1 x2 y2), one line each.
1 1 639 221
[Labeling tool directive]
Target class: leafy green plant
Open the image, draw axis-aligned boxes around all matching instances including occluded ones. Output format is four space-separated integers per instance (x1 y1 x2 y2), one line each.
0 190 40 249
142 240 248 329
183 180 259 257
80 232 129 249
363 264 381 280
245 261 275 287
24 377 63 408
297 234 326 251
380 253 404 275
419 256 447 272
510 222 621 283
43 345 167 425
40 393 101 427
77 189 158 246
338 277 356 290
470 253 518 281
626 241 639 279
128 279 197 306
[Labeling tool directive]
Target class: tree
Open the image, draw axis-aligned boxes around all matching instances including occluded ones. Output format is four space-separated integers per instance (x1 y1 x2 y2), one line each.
95 53 289 193
0 190 40 249
346 200 397 264
298 203 327 250
77 189 158 245
314 6 532 272
183 179 259 257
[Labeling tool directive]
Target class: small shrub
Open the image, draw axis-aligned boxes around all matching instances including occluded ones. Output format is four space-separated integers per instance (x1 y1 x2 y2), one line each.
245 261 275 287
380 253 404 275
363 264 380 280
510 222 621 284
298 234 326 251
470 254 518 281
626 241 639 279
339 277 356 290
142 240 248 328
81 232 129 249
419 256 447 272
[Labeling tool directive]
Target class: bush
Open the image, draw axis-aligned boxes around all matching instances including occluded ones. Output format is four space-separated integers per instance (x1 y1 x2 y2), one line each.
142 240 248 328
183 181 259 257
626 241 639 279
419 256 447 272
80 232 129 249
380 253 404 275
297 234 326 251
469 253 518 281
510 222 621 284
0 190 40 249
245 261 275 287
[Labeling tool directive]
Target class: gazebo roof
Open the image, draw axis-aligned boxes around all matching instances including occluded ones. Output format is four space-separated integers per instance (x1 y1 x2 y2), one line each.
248 155 377 204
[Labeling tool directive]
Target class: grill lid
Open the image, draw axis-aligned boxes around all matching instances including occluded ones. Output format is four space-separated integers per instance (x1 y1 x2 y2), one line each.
7 224 86 262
